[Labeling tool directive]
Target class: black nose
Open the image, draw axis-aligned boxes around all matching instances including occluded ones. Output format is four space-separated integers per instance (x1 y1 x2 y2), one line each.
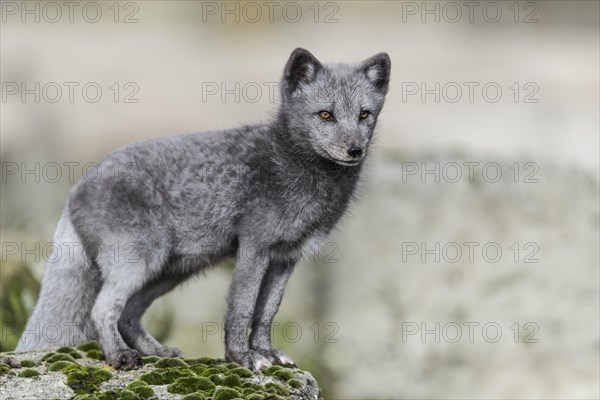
347 146 363 158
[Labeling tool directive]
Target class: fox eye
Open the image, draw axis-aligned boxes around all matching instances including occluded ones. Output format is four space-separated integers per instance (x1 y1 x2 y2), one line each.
319 110 333 120
359 110 370 119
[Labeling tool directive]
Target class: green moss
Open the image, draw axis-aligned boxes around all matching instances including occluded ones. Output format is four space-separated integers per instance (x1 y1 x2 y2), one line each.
20 359 36 367
265 382 289 396
190 364 207 375
73 395 99 400
95 390 119 400
167 376 216 394
56 346 76 353
126 380 148 390
272 369 294 381
76 341 101 352
264 395 285 400
228 367 253 378
246 395 265 400
139 367 194 385
48 360 75 372
287 378 303 389
195 356 217 365
56 346 83 359
261 365 284 376
200 367 222 377
17 368 40 378
139 371 163 385
141 356 160 364
114 390 139 400
0 363 13 376
184 358 208 366
209 373 225 385
131 385 154 399
66 366 113 395
41 352 56 361
86 350 104 360
181 394 207 400
212 386 241 400
221 373 242 388
161 367 195 383
45 353 78 364
241 381 263 391
155 358 188 368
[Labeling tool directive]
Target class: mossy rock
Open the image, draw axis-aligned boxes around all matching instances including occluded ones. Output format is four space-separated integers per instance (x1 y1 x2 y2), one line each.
181 394 207 400
190 364 208 375
228 366 253 378
76 342 101 352
126 380 148 390
0 348 321 399
0 363 14 376
73 395 100 400
141 355 161 364
139 367 194 385
272 369 294 381
45 353 79 364
221 373 242 388
263 395 285 400
265 382 289 396
261 365 284 377
95 390 120 400
20 359 36 367
48 360 78 372
287 378 303 389
65 366 113 394
155 358 188 368
209 372 225 385
56 346 83 359
212 386 242 400
86 350 104 360
17 368 40 378
166 376 216 394
131 385 154 399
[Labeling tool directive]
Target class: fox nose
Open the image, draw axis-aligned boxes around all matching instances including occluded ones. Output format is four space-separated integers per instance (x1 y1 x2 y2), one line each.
347 146 363 158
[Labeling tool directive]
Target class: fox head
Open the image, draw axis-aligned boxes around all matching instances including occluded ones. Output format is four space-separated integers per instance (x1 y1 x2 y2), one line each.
279 48 391 167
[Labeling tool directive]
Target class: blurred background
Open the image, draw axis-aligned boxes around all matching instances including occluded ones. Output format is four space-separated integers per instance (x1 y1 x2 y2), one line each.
1 1 598 398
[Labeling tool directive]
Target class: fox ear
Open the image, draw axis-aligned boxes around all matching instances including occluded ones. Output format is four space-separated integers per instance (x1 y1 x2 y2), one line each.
282 48 322 98
361 52 391 94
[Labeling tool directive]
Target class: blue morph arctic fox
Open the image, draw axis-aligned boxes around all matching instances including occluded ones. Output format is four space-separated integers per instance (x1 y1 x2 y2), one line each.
18 48 391 370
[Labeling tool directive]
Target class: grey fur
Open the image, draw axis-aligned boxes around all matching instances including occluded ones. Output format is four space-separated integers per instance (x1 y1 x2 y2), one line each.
16 48 391 370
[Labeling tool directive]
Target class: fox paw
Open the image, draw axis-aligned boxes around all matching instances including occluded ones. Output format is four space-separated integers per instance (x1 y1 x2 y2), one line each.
256 348 296 367
154 345 184 358
108 348 142 370
226 350 272 371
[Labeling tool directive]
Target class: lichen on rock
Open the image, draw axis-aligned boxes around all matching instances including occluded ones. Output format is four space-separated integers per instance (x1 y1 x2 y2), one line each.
0 345 323 399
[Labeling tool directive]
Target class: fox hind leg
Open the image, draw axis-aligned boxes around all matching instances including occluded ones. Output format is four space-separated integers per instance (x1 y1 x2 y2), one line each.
90 263 146 370
118 274 185 358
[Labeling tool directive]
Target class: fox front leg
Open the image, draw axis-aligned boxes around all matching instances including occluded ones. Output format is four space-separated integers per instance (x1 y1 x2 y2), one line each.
249 259 296 366
224 243 272 370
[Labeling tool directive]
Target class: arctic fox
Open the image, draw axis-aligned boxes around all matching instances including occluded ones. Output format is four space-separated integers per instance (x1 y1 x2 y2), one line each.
17 48 391 370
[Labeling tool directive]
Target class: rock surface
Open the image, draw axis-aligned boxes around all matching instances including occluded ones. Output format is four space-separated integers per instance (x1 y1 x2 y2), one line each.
0 345 322 400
